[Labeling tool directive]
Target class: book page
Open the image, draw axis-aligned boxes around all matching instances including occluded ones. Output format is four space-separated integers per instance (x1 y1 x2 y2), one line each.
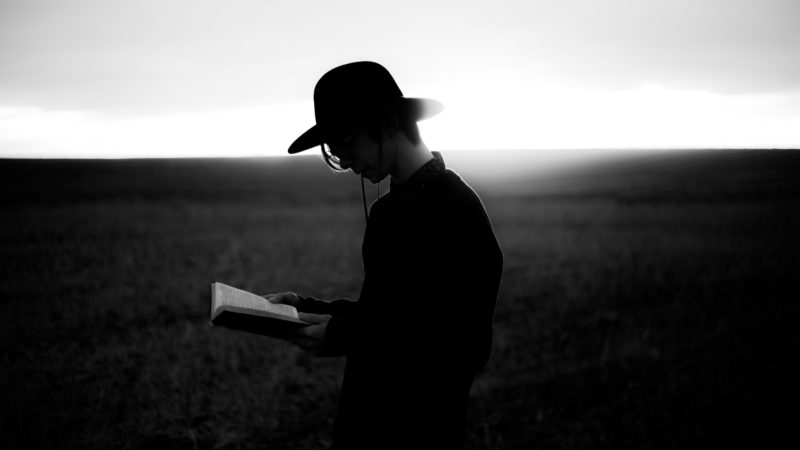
213 283 299 319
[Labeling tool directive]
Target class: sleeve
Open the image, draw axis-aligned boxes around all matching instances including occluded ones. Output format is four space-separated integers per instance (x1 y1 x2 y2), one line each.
373 183 502 425
422 186 503 373
296 295 357 357
297 295 356 317
292 195 386 357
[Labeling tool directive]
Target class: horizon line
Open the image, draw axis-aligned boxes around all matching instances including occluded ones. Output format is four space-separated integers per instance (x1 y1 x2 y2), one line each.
2 147 798 161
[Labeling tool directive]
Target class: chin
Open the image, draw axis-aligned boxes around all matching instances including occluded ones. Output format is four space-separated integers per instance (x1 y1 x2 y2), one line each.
362 170 376 183
369 172 387 184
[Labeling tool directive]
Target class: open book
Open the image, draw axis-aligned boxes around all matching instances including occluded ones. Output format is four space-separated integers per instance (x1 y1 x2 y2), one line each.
210 282 309 337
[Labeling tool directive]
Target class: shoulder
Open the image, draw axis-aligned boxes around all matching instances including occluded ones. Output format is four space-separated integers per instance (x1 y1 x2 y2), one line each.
432 170 488 215
421 170 498 242
432 171 503 262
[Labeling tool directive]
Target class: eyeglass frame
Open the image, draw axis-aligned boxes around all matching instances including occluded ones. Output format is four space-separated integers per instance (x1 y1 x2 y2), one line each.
322 128 360 162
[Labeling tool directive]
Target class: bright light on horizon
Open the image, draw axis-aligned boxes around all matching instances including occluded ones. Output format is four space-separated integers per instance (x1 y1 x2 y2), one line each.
0 102 315 159
419 69 800 151
3 0 799 158
2 81 799 159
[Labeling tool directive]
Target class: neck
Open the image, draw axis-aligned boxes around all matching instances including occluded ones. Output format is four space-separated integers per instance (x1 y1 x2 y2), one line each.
390 140 433 185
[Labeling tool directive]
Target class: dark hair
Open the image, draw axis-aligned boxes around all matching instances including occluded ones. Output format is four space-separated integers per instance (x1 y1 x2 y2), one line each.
363 107 421 145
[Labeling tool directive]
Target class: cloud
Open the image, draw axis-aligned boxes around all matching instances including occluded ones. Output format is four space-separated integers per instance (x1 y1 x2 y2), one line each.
0 102 314 158
501 0 800 94
1 1 798 157
4 83 799 158
1 0 799 115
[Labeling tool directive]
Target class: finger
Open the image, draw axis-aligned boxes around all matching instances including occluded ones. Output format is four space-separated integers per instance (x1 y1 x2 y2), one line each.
295 337 323 354
281 331 319 348
264 292 294 304
293 323 324 337
298 312 331 324
280 328 307 339
283 292 301 305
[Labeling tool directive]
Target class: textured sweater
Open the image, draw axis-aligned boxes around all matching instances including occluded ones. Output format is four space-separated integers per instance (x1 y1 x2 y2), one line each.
298 152 503 449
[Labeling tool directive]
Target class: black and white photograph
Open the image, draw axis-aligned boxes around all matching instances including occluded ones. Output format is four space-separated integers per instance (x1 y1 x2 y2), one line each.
1 1 799 448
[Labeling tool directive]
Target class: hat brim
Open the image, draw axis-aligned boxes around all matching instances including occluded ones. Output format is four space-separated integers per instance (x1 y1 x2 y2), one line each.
287 97 443 154
288 126 322 154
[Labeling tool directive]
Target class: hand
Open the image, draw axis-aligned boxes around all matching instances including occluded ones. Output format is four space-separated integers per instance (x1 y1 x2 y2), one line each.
260 292 330 355
261 291 301 308
286 312 332 356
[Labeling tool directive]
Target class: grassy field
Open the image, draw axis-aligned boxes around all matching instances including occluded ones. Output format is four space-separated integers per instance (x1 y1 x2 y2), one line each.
1 149 799 449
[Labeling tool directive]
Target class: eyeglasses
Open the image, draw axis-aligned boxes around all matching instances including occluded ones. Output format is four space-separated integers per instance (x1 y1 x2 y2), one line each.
322 128 359 162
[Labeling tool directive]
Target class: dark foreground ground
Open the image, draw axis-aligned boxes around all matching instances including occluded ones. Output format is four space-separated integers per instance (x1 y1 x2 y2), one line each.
1 149 799 449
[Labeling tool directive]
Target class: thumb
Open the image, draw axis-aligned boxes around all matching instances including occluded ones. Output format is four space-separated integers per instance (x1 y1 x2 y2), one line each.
298 312 331 324
262 292 298 306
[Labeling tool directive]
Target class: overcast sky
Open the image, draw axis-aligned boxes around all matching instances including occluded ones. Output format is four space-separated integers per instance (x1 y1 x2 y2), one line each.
1 0 799 157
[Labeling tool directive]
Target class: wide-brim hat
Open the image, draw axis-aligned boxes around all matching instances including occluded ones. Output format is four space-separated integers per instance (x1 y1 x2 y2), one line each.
288 61 443 154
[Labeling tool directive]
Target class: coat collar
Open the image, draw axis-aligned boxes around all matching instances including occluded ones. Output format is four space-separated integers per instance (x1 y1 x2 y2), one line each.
388 152 446 203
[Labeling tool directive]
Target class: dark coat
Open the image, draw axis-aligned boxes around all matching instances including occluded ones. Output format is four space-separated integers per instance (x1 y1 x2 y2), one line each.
299 153 503 449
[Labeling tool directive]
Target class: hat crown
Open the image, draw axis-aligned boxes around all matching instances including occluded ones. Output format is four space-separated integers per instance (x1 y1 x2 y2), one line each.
313 61 403 130
287 61 442 154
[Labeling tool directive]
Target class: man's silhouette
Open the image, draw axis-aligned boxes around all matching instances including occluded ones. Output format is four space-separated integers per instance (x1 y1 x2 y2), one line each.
264 61 503 449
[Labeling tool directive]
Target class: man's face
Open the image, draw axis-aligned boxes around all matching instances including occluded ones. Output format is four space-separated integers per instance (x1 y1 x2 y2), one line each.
327 127 389 184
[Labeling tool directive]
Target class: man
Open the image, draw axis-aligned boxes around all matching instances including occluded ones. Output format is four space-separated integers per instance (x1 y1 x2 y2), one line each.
265 61 502 449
